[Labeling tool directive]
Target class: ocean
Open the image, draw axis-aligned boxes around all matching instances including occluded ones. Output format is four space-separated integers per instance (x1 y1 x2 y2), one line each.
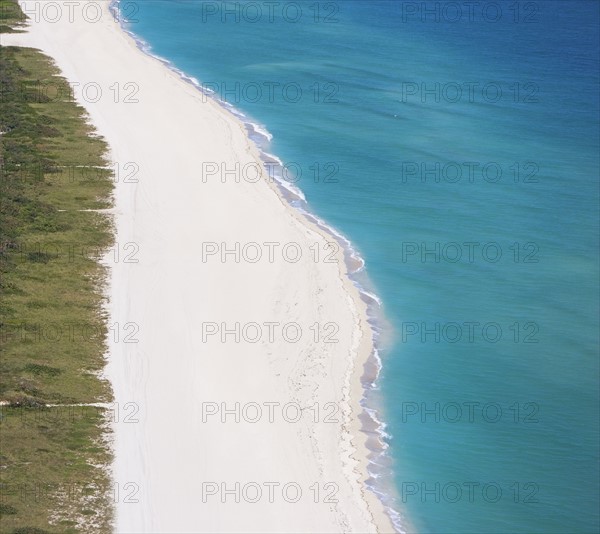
115 1 600 532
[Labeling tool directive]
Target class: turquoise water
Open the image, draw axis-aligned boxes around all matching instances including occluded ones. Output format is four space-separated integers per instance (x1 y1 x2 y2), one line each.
118 1 599 532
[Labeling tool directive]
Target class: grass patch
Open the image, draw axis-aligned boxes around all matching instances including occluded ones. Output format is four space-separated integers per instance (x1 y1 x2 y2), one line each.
0 0 26 33
1 3 114 531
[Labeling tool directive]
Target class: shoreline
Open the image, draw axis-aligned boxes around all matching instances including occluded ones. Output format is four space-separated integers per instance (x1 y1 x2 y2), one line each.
6 1 398 531
114 10 404 531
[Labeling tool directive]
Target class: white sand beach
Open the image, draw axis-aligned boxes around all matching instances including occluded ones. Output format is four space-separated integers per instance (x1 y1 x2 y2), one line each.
3 1 394 532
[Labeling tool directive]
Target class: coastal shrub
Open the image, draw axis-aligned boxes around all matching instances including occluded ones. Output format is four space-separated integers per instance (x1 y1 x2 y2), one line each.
23 364 62 377
1 3 114 531
0 503 18 515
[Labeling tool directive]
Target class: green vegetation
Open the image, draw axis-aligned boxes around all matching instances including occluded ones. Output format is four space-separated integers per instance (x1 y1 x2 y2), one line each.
1 3 115 531
0 0 26 33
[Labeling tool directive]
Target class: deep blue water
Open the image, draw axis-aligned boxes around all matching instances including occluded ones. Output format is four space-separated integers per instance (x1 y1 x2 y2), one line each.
118 1 599 532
